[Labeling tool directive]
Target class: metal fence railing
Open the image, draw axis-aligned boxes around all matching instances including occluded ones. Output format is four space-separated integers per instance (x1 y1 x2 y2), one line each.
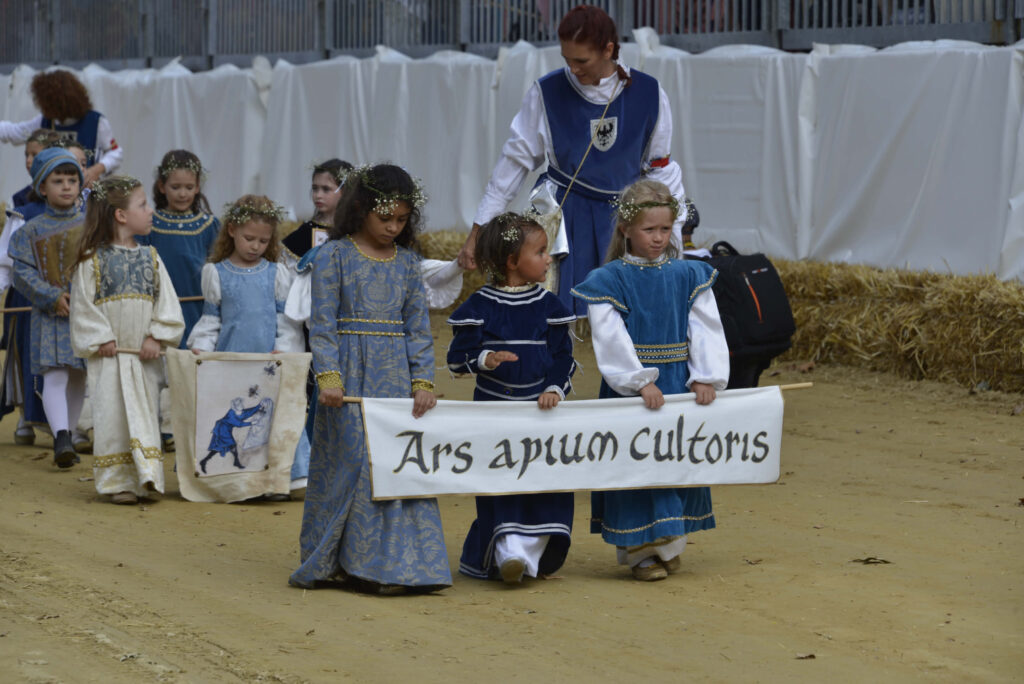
0 0 1018 73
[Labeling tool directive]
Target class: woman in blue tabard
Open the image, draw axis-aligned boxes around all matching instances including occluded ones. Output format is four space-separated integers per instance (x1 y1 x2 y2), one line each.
138 150 220 346
572 179 730 582
0 71 123 189
289 164 451 596
458 5 690 317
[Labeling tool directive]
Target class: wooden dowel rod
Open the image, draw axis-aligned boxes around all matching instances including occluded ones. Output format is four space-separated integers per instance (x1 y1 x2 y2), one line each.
0 294 206 314
779 382 814 391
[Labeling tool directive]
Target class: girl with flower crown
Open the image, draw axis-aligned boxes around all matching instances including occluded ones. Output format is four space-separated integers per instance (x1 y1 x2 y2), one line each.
69 175 185 505
187 195 302 356
447 212 577 585
289 163 451 596
571 179 730 582
137 150 220 347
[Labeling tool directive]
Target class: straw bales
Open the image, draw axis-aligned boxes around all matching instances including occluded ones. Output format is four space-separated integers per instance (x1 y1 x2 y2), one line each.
417 229 1023 393
774 260 1024 393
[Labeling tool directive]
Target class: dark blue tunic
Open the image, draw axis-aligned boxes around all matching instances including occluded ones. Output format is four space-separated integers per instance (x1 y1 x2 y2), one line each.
536 68 660 315
447 284 577 579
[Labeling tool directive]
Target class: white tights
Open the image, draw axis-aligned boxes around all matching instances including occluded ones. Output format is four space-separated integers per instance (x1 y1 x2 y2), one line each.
41 368 85 434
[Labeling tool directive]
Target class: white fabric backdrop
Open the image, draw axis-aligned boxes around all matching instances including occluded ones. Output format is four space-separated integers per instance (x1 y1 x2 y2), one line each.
2 42 1021 280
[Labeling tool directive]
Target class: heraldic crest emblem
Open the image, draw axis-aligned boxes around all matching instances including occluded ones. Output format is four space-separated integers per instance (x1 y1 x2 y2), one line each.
590 116 618 152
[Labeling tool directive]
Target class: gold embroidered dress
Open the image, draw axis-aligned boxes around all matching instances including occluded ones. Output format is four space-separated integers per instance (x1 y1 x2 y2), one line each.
70 245 184 496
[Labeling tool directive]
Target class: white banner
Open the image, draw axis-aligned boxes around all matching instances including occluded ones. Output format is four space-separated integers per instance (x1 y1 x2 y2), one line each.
165 349 311 503
364 387 783 500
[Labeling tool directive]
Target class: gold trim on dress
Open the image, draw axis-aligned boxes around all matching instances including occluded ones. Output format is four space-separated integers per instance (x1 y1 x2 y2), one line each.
337 317 402 325
337 330 405 337
95 292 155 306
151 210 216 235
316 371 344 390
347 236 396 263
569 289 629 313
688 271 717 304
600 512 714 534
411 379 435 393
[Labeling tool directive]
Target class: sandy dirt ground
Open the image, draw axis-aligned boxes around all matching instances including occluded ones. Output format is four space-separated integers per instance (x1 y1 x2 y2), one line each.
1 312 1021 683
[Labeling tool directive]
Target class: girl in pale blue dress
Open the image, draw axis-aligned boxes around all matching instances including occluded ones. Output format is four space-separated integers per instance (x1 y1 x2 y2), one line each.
187 195 305 497
289 164 450 595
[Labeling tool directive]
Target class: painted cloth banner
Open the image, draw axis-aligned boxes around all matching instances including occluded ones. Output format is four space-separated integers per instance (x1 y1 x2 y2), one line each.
364 387 783 500
165 349 311 503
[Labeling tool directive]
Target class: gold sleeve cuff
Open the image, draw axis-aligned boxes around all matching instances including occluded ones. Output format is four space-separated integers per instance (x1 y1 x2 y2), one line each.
316 371 344 391
411 379 435 393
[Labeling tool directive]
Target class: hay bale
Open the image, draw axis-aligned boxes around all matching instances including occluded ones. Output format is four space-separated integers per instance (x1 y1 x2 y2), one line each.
775 260 1024 393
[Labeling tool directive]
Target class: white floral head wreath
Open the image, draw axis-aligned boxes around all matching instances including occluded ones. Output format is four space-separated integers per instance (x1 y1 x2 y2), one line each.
90 175 141 203
348 164 428 216
611 196 680 224
156 154 207 183
223 198 287 226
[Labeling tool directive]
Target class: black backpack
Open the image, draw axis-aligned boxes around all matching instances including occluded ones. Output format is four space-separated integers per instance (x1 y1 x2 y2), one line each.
692 241 796 360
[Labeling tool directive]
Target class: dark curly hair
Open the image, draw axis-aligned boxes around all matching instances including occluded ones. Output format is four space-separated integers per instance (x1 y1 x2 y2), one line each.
152 149 212 214
474 212 544 285
330 164 423 249
31 70 93 121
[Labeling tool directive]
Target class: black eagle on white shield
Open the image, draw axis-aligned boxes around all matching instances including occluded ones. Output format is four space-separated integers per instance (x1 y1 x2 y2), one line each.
591 116 618 152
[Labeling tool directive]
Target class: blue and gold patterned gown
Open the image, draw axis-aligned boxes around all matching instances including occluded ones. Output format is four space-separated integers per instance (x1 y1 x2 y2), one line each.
137 209 219 347
8 205 86 375
289 237 451 590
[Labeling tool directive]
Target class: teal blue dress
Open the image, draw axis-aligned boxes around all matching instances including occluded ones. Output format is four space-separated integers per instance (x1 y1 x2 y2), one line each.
9 205 86 375
572 257 718 548
290 237 451 590
137 209 219 347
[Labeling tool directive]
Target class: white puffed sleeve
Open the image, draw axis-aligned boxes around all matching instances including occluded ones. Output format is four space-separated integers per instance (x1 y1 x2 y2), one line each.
686 289 730 390
420 258 464 309
0 115 42 144
472 82 548 226
92 115 123 175
588 302 659 395
273 262 304 352
186 263 221 352
0 213 25 293
284 268 311 327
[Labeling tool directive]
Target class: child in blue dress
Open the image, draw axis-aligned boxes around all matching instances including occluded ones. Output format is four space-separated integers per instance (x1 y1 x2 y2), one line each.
187 195 301 355
572 179 730 581
8 148 88 467
290 164 451 595
138 150 219 347
447 212 577 584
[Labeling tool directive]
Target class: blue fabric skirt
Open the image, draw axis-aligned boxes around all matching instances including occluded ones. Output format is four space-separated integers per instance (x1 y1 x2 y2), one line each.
290 402 452 589
554 188 618 318
459 492 573 579
1 288 47 424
